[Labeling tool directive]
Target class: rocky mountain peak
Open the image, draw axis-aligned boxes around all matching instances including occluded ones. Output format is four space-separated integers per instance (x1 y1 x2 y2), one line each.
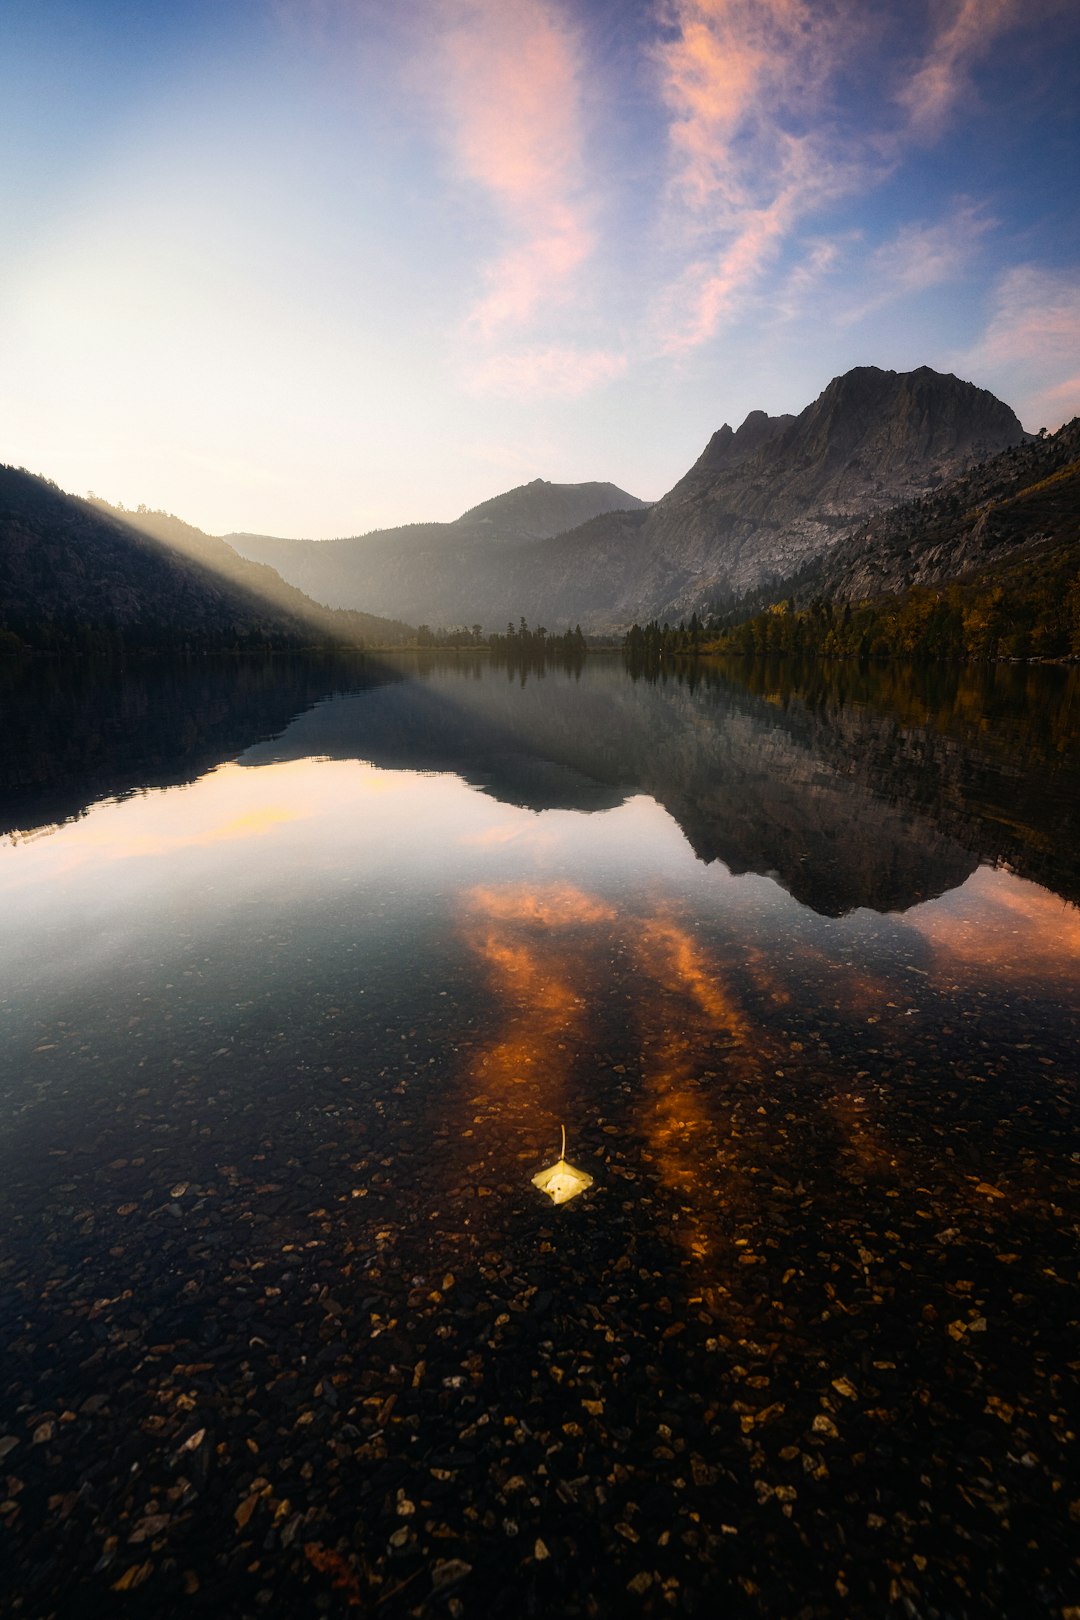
791 365 1024 478
667 407 795 502
453 478 648 542
619 364 1027 621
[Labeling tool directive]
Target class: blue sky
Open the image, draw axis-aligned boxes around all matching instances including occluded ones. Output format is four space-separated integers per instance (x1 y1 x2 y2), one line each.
2 0 1078 536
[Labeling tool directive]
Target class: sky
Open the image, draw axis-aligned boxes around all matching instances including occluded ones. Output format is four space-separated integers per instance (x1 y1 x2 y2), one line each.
1 0 1078 538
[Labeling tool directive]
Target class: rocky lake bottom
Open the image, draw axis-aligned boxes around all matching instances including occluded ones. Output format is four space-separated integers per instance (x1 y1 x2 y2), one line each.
0 653 1077 1619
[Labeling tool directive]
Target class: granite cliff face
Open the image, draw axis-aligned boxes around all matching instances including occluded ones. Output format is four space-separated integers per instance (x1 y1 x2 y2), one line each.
567 366 1025 626
794 416 1080 603
663 409 795 501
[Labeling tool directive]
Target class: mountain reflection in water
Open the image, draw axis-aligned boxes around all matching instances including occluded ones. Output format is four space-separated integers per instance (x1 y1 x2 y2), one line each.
0 653 1078 1619
3 652 1078 912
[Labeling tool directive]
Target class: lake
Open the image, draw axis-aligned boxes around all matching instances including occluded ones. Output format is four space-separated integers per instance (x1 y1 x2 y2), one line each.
1 652 1078 1619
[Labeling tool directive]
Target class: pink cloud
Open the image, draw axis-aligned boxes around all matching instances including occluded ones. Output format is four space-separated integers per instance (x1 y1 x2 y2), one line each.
896 0 1027 137
651 1 866 349
655 0 845 213
433 0 594 337
649 0 1063 354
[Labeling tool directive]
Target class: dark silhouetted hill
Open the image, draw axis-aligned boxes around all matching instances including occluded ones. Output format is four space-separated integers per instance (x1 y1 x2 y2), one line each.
0 467 413 653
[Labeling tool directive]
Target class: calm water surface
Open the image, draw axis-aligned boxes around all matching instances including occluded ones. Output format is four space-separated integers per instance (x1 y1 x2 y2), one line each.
1 654 1078 1619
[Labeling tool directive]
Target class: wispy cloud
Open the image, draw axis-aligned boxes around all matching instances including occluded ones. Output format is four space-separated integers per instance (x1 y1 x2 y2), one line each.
771 233 853 322
656 0 848 211
870 202 994 290
432 0 594 339
962 264 1080 428
648 0 1054 354
839 200 995 324
651 0 868 350
657 190 794 349
896 0 1027 138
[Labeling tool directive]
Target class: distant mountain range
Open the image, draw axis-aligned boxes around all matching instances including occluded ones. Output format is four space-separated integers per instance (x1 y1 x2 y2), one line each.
227 366 1026 631
226 478 648 628
2 362 1063 652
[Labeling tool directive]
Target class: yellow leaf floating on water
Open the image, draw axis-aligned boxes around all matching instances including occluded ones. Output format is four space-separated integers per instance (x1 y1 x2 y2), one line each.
531 1126 593 1206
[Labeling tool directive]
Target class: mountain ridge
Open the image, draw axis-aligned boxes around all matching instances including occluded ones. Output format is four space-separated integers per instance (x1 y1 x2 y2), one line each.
225 478 647 623
1 365 1035 645
226 366 1025 631
664 409 796 503
452 477 649 541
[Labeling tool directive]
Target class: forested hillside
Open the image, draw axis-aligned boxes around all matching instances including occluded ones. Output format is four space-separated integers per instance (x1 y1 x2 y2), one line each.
0 468 413 653
714 532 1080 661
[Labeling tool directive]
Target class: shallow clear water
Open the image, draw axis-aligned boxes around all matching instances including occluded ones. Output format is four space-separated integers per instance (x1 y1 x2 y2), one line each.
1 653 1078 1618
